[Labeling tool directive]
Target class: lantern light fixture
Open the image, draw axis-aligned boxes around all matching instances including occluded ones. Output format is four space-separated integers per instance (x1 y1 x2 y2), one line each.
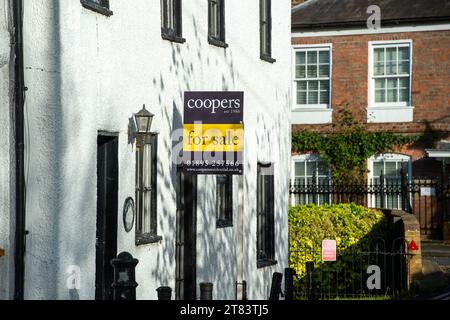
134 104 154 134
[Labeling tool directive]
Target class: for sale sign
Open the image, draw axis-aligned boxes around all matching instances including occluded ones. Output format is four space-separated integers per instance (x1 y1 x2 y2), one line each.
183 91 244 174
322 240 336 262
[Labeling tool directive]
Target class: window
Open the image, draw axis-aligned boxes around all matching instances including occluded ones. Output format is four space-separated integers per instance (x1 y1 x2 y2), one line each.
80 0 113 16
161 0 185 43
257 163 276 268
260 0 275 63
135 134 161 245
216 175 233 228
208 0 227 48
292 155 331 205
369 154 411 210
294 46 331 107
370 41 412 107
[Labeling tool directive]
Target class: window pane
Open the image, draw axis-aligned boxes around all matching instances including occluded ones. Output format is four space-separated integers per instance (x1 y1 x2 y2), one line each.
297 81 307 91
307 65 317 78
319 51 329 64
373 161 383 177
307 51 317 64
309 81 318 91
319 90 329 104
317 161 329 176
387 88 397 102
375 89 385 103
386 61 397 75
297 91 307 104
375 79 385 89
386 48 397 75
385 162 397 177
296 82 307 104
399 88 409 103
306 161 316 176
144 144 152 188
143 191 151 233
400 161 408 173
319 80 329 104
398 47 409 61
374 48 384 62
387 78 397 89
374 63 384 76
386 47 396 61
296 52 306 65
295 161 305 177
296 66 306 78
319 64 329 77
308 91 318 104
399 61 409 75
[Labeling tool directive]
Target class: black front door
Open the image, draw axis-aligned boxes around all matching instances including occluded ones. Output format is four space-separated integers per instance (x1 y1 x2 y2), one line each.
175 168 197 300
96 134 119 300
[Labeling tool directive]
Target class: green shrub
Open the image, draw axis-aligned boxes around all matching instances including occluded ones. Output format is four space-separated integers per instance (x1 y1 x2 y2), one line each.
289 203 392 296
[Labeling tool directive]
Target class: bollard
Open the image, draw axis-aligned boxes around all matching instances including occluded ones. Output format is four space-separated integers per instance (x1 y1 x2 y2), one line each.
200 282 213 300
110 252 139 300
235 281 247 300
242 281 247 300
284 268 296 301
156 286 172 300
269 272 283 300
306 261 316 300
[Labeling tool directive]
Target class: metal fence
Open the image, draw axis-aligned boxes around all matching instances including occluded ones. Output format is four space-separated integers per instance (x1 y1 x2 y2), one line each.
288 238 412 300
289 174 450 239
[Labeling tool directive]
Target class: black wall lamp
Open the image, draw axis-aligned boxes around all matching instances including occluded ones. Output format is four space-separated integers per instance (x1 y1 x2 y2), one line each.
129 104 154 144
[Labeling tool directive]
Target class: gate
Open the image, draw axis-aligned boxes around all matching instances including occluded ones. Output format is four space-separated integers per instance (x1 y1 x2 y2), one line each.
289 238 412 300
289 174 450 239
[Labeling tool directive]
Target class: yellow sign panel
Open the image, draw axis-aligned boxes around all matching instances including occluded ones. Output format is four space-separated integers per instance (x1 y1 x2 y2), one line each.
183 123 244 152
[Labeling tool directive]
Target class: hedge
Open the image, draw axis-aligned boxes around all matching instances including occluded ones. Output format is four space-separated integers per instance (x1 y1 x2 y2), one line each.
289 203 392 294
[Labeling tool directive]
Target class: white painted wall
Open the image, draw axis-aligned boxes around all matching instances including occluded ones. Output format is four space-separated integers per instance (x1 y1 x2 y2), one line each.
20 0 291 300
0 0 13 300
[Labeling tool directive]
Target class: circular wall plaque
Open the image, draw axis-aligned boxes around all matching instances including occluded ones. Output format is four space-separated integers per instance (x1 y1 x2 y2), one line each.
123 197 135 233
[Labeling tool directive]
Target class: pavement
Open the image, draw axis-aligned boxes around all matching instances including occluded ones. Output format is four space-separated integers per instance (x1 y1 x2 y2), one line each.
414 240 450 299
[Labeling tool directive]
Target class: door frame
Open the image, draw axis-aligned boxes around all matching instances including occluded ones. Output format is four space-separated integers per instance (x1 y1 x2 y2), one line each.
95 132 119 300
175 167 198 300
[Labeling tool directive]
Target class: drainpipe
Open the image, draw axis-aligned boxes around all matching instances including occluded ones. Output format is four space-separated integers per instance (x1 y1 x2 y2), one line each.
12 0 26 300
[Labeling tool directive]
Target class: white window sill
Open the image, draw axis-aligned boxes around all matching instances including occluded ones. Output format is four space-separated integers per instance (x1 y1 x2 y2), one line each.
292 107 332 124
367 106 414 123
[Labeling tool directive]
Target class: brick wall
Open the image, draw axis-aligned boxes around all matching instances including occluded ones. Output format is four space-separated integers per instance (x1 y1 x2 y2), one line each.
292 30 450 161
292 31 450 134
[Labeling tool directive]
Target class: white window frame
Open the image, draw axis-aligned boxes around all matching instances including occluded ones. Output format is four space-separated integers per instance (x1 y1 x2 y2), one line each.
291 154 332 206
292 44 332 110
367 153 412 209
368 40 413 109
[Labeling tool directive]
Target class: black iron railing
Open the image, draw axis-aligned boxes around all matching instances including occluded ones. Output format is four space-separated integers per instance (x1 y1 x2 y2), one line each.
289 173 450 238
288 238 412 300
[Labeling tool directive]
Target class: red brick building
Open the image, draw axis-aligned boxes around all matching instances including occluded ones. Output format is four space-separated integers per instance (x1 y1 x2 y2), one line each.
291 0 450 237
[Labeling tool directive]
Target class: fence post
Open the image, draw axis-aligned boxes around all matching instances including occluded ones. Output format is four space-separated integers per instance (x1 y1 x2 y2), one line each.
269 272 283 300
110 252 139 300
380 170 385 208
156 286 172 300
312 173 317 205
200 282 213 300
284 268 295 301
306 261 316 300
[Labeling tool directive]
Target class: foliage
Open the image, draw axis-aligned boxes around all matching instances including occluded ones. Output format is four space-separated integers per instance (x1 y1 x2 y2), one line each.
289 203 393 296
291 110 421 183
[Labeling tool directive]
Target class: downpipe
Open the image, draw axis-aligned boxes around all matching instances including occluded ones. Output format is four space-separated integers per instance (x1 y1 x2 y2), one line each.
12 0 26 301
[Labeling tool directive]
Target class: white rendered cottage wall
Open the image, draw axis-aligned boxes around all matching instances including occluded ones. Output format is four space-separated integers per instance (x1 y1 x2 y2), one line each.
0 0 13 300
22 0 291 300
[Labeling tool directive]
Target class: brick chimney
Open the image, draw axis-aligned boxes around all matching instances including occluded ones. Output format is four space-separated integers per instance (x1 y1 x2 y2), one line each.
292 0 306 7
